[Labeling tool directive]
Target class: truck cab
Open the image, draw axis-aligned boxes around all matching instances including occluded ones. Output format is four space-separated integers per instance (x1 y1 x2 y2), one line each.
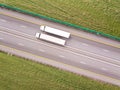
35 32 40 38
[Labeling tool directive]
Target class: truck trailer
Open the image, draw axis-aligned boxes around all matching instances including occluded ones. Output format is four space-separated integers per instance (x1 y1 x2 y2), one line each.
35 33 66 46
40 25 70 38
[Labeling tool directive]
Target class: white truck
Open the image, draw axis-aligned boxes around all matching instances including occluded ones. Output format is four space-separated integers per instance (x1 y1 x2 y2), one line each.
40 25 70 38
35 33 66 46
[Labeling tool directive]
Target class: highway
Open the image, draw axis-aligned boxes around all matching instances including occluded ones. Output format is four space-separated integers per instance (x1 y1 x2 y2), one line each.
0 8 120 85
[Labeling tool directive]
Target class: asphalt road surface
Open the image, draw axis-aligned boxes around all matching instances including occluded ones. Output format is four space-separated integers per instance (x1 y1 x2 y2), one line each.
0 8 120 85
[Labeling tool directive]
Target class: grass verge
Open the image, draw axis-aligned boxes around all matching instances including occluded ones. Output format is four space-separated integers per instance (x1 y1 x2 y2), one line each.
0 51 120 90
0 0 120 37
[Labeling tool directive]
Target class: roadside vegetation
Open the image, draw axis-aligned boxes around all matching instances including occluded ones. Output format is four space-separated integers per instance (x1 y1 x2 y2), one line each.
0 51 120 90
0 0 120 37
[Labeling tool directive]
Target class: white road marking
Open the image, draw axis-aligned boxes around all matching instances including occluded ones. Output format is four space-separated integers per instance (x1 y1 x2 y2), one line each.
0 30 120 68
0 37 3 40
67 46 120 66
0 19 7 22
59 55 65 58
0 26 32 38
39 49 45 52
18 43 24 46
82 43 89 46
20 25 27 28
80 61 86 64
103 49 109 52
101 67 108 71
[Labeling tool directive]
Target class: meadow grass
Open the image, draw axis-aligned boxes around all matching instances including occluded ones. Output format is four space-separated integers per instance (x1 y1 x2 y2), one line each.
0 0 120 37
0 51 120 90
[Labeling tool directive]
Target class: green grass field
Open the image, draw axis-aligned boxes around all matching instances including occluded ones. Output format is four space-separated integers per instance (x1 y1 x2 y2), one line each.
0 0 120 37
0 51 120 90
